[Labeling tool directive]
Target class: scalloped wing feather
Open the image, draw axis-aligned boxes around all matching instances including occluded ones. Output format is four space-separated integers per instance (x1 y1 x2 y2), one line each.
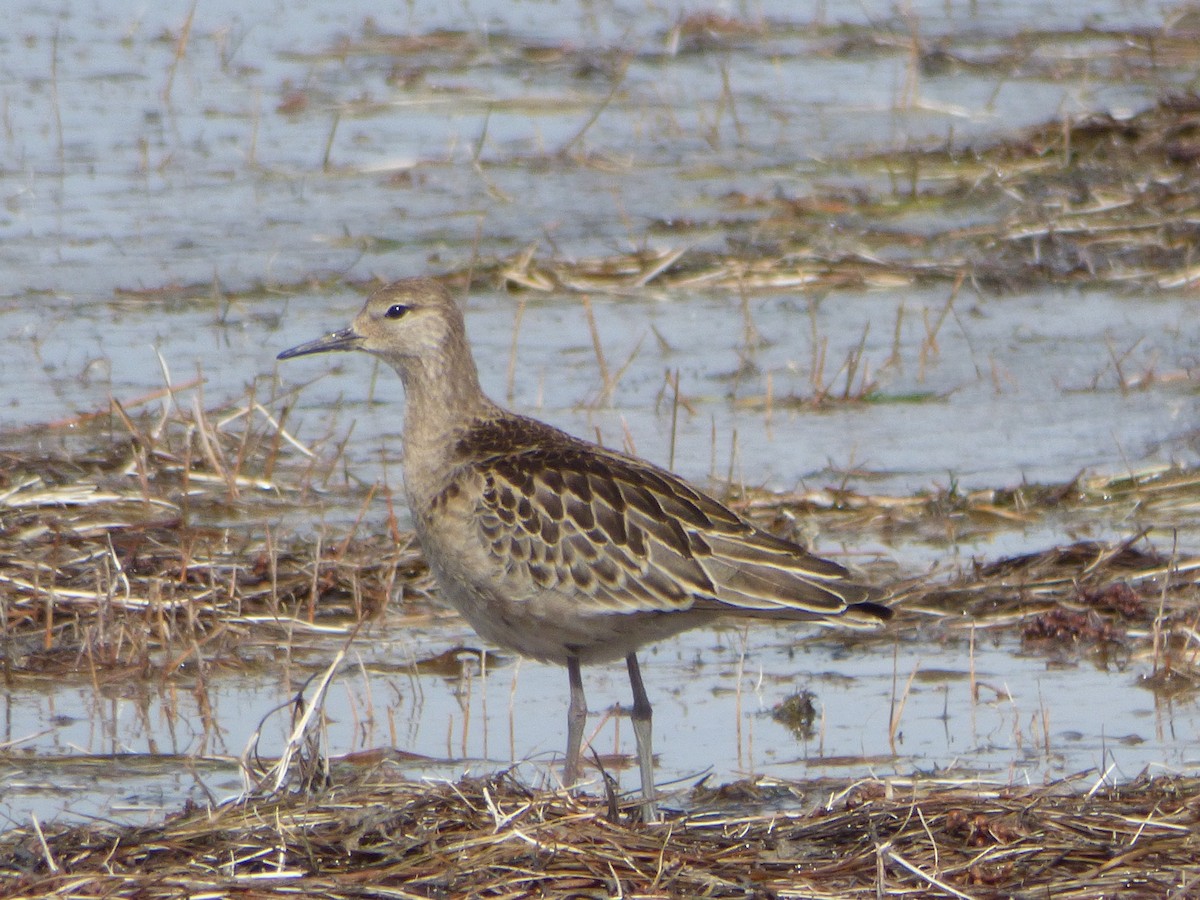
460 415 887 624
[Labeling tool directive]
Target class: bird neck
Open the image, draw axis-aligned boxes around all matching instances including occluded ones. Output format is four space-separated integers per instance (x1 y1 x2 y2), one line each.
393 345 496 497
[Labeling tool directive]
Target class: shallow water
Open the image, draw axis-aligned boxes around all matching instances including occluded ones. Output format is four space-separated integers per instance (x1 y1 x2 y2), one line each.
4 620 1196 824
2 0 1199 826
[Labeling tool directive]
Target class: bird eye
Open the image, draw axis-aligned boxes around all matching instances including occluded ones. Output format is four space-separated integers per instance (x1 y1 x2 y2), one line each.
384 304 409 320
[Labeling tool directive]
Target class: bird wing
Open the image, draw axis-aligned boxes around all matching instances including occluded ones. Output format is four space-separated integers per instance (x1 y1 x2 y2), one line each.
458 416 886 623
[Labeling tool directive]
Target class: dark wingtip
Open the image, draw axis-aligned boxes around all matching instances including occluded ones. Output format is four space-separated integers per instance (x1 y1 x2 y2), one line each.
853 600 893 621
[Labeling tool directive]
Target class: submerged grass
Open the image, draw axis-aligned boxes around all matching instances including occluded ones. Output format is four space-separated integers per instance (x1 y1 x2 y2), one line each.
2 335 1198 898
4 388 1199 682
8 81 1200 881
8 8 1200 895
478 91 1200 299
80 90 1200 372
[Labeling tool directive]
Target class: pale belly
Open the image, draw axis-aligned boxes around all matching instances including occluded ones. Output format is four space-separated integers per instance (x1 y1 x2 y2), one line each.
415 509 714 665
439 572 716 665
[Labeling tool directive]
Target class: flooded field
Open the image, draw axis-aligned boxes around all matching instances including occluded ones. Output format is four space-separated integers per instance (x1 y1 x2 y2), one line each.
2 1 1200 895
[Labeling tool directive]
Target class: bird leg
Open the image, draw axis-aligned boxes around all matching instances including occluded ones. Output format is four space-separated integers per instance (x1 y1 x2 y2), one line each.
564 655 587 788
625 653 660 823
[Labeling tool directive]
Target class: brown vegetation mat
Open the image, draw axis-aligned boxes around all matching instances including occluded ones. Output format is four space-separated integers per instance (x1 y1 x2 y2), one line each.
483 91 1200 298
2 391 1199 684
1 769 1198 898
0 390 435 682
90 86 1200 313
2 392 1198 899
7 16 1200 896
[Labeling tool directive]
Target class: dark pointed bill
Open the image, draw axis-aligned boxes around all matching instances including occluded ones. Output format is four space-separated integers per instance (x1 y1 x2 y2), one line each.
277 328 362 360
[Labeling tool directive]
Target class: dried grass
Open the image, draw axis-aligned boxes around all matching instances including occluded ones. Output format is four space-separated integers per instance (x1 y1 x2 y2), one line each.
475 92 1200 302
3 383 1199 898
0 768 1197 898
0 384 431 683
9 16 1200 897
3 385 1199 684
